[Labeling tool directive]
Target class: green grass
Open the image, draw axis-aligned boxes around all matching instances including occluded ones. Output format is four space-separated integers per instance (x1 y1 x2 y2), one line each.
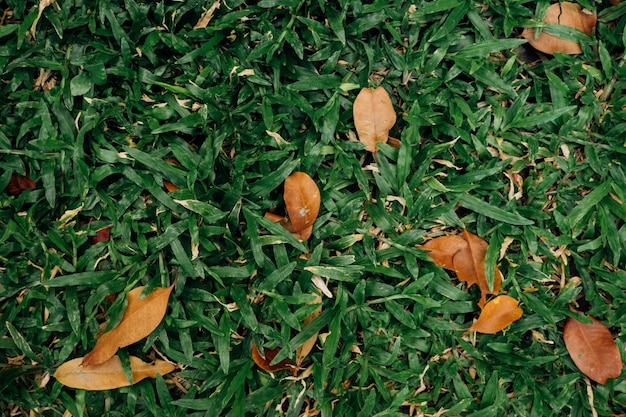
1 0 626 415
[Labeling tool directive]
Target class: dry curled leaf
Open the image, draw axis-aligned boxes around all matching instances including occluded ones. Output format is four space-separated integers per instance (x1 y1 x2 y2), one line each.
563 314 623 384
251 343 295 373
55 355 175 390
353 86 396 152
82 283 175 366
265 172 320 241
468 295 523 334
6 172 35 196
522 2 596 55
295 292 323 366
420 230 502 308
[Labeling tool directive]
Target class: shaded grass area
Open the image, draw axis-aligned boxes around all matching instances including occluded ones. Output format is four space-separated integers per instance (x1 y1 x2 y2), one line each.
1 0 625 415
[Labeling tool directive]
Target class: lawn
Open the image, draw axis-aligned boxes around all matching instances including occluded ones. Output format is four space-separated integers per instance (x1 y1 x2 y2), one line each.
1 0 625 416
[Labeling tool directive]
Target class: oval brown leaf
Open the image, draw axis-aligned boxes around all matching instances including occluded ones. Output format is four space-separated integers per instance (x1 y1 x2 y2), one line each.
563 315 623 384
55 355 175 390
353 86 396 152
468 295 523 334
82 282 175 366
420 235 469 270
522 2 596 55
251 343 295 373
284 171 320 234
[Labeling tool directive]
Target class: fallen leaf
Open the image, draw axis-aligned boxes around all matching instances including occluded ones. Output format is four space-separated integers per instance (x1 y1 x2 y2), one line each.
522 2 597 55
563 314 623 384
29 0 56 40
265 172 320 241
468 295 523 334
295 292 323 366
193 0 221 29
92 225 113 244
353 86 396 152
82 283 175 366
164 158 181 192
420 230 502 308
6 172 35 196
251 343 295 373
55 355 175 390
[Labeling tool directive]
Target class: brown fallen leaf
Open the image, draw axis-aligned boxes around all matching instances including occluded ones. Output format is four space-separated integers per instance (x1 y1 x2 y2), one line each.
164 158 181 192
55 355 175 390
563 314 623 384
420 230 502 308
6 172 35 196
468 295 523 334
522 2 596 55
251 343 296 373
265 172 320 241
91 225 113 244
82 282 175 366
194 0 221 29
353 86 397 152
295 292 323 366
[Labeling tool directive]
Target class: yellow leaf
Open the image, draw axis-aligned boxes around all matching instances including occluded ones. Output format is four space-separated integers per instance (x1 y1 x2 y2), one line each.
469 295 523 334
353 86 396 152
82 283 175 366
55 355 175 390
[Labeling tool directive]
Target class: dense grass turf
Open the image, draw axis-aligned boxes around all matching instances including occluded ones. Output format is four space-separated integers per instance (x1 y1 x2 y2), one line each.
1 0 625 415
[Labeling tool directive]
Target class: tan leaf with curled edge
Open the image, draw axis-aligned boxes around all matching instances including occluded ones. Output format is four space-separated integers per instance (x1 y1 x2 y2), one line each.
295 292 323 366
265 172 320 241
522 2 596 55
55 355 175 390
468 295 523 334
353 86 396 152
420 230 502 308
82 283 175 366
564 314 623 384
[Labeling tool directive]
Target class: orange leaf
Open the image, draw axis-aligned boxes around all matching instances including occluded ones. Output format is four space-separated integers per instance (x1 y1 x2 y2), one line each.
82 283 175 366
353 86 396 152
522 2 596 55
468 295 523 334
563 314 623 384
284 172 320 232
295 292 322 366
251 343 295 373
420 230 502 308
55 355 175 390
420 234 469 270
6 172 35 196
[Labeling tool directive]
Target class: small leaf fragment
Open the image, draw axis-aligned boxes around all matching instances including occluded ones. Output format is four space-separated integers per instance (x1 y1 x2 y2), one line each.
251 344 295 373
468 295 523 334
6 172 35 196
353 86 397 152
55 355 175 390
295 292 323 366
563 314 623 384
522 2 597 55
82 283 175 366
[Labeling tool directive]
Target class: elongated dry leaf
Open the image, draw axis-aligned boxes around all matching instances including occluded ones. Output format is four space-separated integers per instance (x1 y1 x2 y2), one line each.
522 2 596 55
420 230 502 308
563 315 623 384
82 283 175 366
353 86 396 152
295 292 323 366
251 344 295 373
468 295 523 334
193 0 221 29
55 355 175 390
